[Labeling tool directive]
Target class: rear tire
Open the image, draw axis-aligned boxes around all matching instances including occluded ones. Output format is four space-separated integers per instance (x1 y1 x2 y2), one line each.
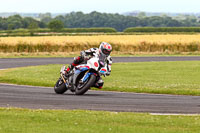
54 78 68 94
75 75 96 95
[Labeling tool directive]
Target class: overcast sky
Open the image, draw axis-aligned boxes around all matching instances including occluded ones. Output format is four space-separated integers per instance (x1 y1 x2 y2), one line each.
0 0 199 13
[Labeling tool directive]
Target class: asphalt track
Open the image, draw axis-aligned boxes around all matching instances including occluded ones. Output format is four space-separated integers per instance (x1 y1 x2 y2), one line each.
1 56 200 114
1 56 200 69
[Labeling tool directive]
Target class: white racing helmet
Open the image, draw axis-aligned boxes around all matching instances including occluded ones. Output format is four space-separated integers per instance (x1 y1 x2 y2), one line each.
99 42 112 57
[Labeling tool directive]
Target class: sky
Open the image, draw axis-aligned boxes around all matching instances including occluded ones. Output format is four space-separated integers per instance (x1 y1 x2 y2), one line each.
0 0 200 13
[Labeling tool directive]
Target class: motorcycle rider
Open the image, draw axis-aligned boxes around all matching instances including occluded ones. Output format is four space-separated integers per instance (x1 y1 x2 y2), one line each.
64 42 112 89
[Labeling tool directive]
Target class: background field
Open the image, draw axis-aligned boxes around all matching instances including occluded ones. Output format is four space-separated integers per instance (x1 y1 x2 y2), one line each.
1 61 200 95
1 35 200 56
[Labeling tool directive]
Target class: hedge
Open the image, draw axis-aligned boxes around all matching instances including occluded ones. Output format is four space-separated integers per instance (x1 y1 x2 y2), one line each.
124 27 200 33
0 27 117 33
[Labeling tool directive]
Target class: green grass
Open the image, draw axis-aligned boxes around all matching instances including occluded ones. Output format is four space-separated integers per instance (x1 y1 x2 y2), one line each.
1 61 200 95
0 108 200 133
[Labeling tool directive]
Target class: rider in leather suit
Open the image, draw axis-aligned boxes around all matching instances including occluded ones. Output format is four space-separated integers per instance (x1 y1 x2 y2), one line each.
65 42 112 89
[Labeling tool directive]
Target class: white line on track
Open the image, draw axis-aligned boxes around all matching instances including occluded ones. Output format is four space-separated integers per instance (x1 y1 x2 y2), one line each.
150 113 200 116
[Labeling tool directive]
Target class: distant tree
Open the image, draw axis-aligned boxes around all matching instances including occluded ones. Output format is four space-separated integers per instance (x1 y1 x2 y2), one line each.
137 12 146 18
0 18 2 29
41 17 52 24
28 22 38 29
23 17 37 28
0 12 200 32
39 12 52 19
7 15 23 29
0 18 8 30
161 13 167 17
38 21 46 28
48 19 64 31
55 15 65 22
7 24 14 30
28 22 39 36
39 13 52 24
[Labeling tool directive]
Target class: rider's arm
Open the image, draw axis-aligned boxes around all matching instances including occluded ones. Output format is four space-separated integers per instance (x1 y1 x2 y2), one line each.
106 56 112 75
80 48 98 58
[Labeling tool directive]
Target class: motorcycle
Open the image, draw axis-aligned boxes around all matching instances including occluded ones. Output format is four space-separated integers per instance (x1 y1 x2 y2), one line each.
54 55 109 95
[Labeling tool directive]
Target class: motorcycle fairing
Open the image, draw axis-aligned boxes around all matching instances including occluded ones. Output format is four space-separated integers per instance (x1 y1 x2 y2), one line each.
100 68 107 74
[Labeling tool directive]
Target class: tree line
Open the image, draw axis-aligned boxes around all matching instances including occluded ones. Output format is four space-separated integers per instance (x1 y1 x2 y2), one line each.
0 11 200 31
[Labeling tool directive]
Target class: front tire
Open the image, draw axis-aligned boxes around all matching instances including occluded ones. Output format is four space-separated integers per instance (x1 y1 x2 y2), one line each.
75 75 96 95
54 78 68 94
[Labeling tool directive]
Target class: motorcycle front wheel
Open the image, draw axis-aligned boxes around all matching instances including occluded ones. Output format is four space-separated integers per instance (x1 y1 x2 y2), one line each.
75 75 96 95
54 78 68 94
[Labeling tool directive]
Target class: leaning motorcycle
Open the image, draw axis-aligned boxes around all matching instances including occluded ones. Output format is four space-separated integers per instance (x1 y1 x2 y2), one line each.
54 56 108 95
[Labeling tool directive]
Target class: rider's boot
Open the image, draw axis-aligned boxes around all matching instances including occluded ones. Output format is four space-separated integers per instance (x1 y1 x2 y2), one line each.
94 78 104 89
64 64 74 76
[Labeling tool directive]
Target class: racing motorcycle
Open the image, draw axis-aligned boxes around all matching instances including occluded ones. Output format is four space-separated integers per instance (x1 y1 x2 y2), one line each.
54 55 109 95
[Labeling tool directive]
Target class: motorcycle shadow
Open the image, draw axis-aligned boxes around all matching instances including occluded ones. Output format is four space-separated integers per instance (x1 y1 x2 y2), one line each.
63 93 106 97
58 90 109 96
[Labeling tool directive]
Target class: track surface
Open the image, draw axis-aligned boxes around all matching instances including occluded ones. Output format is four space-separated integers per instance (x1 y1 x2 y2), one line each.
1 56 200 113
1 56 200 69
0 83 200 114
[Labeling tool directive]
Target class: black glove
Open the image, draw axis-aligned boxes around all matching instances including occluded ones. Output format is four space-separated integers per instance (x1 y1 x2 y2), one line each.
106 71 111 76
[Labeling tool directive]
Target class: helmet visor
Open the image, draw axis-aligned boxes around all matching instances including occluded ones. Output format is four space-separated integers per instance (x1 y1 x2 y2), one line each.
102 49 111 55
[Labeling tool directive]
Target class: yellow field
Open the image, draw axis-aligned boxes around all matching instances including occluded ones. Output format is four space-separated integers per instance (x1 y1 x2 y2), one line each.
1 35 200 45
0 35 200 54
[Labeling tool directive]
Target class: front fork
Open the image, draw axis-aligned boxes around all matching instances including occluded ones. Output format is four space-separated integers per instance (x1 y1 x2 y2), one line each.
60 73 69 88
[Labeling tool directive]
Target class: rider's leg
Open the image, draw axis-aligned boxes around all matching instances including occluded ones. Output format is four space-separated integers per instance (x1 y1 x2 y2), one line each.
65 56 84 73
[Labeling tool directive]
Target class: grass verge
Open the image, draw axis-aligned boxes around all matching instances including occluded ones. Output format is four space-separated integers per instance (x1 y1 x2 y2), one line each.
0 61 200 95
0 108 200 133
